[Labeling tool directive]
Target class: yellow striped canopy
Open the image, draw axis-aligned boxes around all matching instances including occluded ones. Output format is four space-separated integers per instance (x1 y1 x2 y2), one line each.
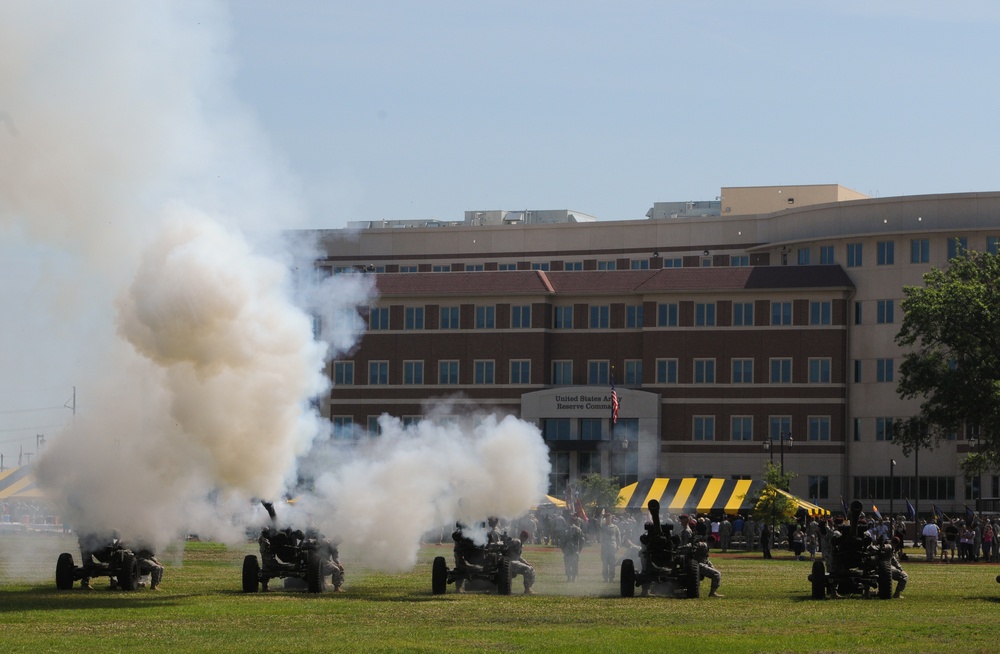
617 478 830 517
0 465 46 500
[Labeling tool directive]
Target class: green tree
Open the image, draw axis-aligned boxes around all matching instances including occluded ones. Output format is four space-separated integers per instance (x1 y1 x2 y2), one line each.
748 462 798 527
894 249 1000 476
576 473 624 514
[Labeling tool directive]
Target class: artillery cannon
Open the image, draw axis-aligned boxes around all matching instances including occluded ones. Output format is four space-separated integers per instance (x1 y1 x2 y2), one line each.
432 524 513 595
242 501 342 593
620 499 700 598
56 532 142 591
809 499 894 599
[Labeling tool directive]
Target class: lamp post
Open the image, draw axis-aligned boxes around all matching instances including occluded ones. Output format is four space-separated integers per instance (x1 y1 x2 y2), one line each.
889 459 896 519
779 432 793 481
969 436 981 513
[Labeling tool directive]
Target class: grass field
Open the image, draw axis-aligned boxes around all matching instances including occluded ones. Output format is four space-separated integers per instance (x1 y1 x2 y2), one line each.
2 533 999 653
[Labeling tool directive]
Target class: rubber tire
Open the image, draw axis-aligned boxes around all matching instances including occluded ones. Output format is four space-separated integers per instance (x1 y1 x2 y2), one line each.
118 553 140 591
496 558 512 596
56 552 75 590
877 560 893 599
305 551 327 593
810 560 826 599
620 558 636 598
242 555 260 593
685 558 701 599
432 556 448 595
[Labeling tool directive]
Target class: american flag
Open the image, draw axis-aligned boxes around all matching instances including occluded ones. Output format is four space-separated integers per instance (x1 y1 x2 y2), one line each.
610 373 619 424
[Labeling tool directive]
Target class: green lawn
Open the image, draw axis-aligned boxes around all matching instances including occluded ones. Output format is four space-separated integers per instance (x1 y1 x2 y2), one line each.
1 534 998 653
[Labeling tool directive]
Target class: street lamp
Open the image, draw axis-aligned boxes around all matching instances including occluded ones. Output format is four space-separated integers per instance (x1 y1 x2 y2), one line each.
889 459 896 519
762 432 793 481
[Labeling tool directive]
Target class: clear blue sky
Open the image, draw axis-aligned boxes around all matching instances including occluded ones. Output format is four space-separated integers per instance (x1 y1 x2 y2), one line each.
228 1 1000 228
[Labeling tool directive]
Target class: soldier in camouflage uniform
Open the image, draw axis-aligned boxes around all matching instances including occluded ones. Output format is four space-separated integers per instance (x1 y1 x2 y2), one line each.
509 531 536 594
599 511 621 582
561 516 585 582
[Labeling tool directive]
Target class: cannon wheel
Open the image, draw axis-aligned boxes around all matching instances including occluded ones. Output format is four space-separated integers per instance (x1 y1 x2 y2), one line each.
432 556 448 595
118 553 140 591
306 551 327 593
620 558 635 598
56 552 76 590
810 560 826 599
242 555 260 593
877 560 893 599
685 558 701 599
496 558 512 596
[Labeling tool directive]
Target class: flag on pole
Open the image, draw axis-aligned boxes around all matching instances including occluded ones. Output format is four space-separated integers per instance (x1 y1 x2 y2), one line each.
841 496 850 515
610 372 619 425
933 504 945 522
965 504 977 525
905 498 916 521
872 504 883 520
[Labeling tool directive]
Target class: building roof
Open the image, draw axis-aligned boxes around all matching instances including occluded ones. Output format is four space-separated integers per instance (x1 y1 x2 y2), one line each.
371 265 854 297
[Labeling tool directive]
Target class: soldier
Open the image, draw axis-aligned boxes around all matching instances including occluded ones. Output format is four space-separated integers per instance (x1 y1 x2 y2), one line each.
133 539 164 591
487 516 502 544
77 529 119 589
598 511 621 582
693 541 724 597
677 514 694 546
452 524 483 594
719 516 733 552
890 537 908 598
509 531 536 595
561 516 585 582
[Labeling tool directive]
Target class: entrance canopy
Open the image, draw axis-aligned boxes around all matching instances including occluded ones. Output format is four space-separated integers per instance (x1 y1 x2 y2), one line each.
617 478 829 517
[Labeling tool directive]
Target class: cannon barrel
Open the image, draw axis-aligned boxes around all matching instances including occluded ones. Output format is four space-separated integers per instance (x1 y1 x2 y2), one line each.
648 499 664 537
848 500 863 538
262 500 277 523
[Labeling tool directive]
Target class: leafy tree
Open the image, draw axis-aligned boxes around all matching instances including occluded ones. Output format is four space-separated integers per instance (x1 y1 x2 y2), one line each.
576 473 624 514
748 462 798 527
894 249 1000 476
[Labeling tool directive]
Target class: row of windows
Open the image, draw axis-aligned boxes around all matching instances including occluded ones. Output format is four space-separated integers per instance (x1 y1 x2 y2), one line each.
540 415 831 442
853 299 896 325
368 300 837 331
854 476 956 501
334 356 855 386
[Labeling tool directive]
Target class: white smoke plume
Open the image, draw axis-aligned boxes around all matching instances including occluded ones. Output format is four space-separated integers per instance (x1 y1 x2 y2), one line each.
294 412 552 572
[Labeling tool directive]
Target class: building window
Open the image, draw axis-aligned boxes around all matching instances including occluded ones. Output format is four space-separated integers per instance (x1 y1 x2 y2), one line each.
808 358 831 383
733 302 754 326
610 448 639 487
910 238 930 263
630 260 650 270
440 306 460 329
544 419 571 441
820 245 835 265
403 361 424 385
588 360 610 385
368 361 388 385
531 262 550 271
876 358 894 383
810 301 831 325
466 264 484 272
769 416 792 440
369 306 390 330
853 360 862 383
695 303 716 326
331 416 354 440
439 360 459 385
553 306 573 329
988 236 1000 256
578 451 601 475
431 264 451 272
511 305 531 329
405 307 424 330
580 418 605 441
399 265 418 273
693 416 715 441
564 261 583 271
662 257 683 268
873 417 894 441
732 358 754 384
589 305 610 329
770 358 792 383
947 237 968 260
626 305 644 328
499 263 517 271
597 260 616 270
656 359 678 384
658 303 678 327
474 360 495 384
876 300 894 324
624 360 642 385
549 452 569 496
730 255 749 267
694 359 716 384
731 416 753 441
808 416 831 441
847 242 863 267
853 417 861 441
510 360 531 384
797 248 810 265
771 301 792 326
808 475 829 500
854 301 863 325
552 360 573 385
877 240 895 265
367 416 381 437
476 305 495 329
334 361 354 385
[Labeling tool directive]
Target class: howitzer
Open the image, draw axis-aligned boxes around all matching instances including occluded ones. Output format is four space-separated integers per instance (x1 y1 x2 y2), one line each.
619 499 699 598
809 498 894 600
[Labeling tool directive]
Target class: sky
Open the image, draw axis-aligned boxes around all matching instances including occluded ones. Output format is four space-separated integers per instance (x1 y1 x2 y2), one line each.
227 1 1000 227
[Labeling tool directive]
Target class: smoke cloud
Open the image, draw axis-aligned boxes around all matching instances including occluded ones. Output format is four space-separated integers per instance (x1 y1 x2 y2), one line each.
1 0 551 577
